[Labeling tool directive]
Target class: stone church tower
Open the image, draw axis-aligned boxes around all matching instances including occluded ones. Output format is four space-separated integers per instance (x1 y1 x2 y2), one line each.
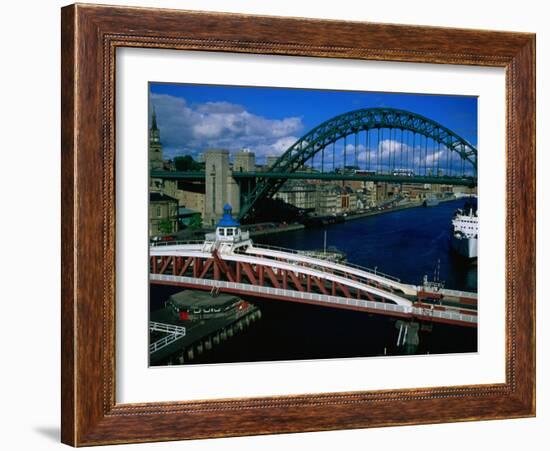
149 106 164 170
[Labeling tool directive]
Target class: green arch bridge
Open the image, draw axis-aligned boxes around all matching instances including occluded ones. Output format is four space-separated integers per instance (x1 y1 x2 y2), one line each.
152 107 478 221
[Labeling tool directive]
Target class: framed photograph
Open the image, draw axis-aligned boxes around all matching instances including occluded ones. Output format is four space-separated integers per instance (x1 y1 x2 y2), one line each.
61 3 536 446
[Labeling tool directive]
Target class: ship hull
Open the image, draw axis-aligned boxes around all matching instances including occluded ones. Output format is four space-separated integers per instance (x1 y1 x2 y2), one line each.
451 235 478 259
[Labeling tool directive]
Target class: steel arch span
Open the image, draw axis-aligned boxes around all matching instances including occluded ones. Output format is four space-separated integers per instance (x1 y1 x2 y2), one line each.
238 107 477 221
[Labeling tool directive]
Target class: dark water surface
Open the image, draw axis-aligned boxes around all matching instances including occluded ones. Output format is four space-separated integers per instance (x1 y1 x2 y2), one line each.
257 199 477 292
150 199 477 364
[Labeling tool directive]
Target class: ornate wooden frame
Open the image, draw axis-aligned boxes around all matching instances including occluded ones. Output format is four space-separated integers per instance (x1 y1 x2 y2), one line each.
61 3 536 446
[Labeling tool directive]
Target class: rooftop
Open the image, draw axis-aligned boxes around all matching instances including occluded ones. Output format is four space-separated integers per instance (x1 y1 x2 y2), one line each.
150 192 177 202
217 204 240 228
178 207 200 216
168 290 241 309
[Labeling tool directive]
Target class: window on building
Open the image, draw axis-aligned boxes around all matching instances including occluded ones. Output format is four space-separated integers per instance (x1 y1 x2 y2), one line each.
156 206 161 217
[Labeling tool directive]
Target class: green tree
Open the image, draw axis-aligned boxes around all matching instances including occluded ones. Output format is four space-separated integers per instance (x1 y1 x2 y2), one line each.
174 155 201 172
188 214 202 230
158 218 173 234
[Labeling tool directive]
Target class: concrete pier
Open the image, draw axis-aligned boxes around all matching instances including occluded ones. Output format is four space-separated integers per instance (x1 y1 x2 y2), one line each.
395 320 420 354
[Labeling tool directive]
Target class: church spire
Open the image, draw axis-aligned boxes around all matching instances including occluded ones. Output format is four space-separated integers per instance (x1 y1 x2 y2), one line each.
149 103 162 170
151 104 158 130
149 104 161 145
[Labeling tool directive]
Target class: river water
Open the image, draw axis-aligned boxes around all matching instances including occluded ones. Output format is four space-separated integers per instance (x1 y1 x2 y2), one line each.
150 198 477 364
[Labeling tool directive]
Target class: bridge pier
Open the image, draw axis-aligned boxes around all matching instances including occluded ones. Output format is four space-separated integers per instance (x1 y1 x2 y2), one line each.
204 149 257 226
204 149 239 226
395 320 420 354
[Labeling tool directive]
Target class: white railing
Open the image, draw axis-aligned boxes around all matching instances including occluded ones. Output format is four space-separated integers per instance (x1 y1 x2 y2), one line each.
204 231 251 242
150 240 204 247
149 245 412 305
247 243 401 281
223 251 412 306
149 321 186 354
150 321 186 334
149 273 477 325
243 245 413 298
150 236 400 282
423 286 478 299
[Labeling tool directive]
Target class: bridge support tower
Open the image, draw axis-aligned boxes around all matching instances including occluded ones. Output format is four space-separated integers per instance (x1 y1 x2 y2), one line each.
205 149 248 226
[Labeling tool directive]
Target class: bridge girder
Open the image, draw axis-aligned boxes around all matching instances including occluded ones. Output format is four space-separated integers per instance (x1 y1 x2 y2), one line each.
149 253 411 307
150 169 476 186
148 247 477 327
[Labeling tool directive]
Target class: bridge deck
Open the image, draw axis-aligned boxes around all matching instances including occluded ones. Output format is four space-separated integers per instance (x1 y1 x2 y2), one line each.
151 170 476 186
245 245 418 295
151 244 414 306
150 242 477 327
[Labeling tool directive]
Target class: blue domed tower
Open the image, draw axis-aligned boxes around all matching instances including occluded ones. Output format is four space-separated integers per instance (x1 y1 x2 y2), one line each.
215 204 241 241
203 203 251 252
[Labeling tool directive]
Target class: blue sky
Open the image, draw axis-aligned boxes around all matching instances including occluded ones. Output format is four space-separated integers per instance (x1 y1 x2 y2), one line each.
149 82 477 167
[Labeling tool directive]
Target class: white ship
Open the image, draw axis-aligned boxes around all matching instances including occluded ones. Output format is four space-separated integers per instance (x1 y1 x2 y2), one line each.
451 201 478 259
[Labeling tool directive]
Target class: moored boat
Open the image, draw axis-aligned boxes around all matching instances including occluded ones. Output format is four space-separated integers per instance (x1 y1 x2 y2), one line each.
451 199 478 260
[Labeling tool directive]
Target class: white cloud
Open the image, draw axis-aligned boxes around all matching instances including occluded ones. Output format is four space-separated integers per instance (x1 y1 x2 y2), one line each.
149 93 304 162
195 101 245 114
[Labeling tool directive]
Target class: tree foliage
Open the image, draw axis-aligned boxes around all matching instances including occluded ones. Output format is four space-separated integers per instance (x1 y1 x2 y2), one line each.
188 214 202 230
158 218 173 234
174 155 202 172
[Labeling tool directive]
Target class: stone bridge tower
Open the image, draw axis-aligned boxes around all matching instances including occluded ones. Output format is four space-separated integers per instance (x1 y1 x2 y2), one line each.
204 149 256 226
